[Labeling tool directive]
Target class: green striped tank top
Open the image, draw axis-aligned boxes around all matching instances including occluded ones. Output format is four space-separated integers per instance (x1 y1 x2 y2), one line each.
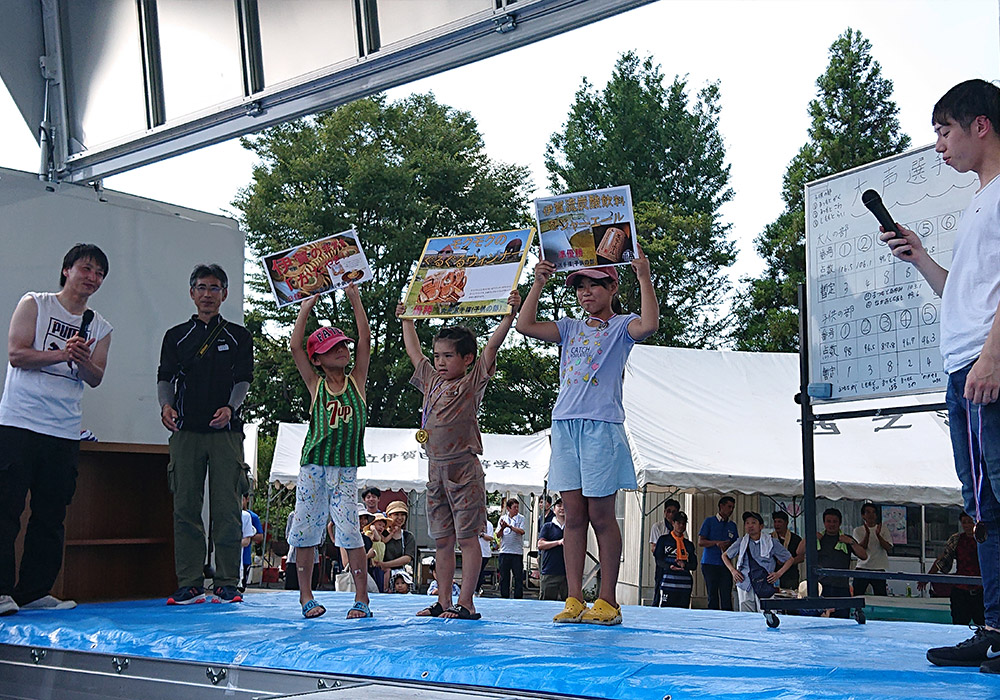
300 374 367 467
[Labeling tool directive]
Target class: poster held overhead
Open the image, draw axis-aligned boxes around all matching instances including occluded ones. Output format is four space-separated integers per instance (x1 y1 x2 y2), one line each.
400 228 534 319
261 228 373 307
534 185 637 272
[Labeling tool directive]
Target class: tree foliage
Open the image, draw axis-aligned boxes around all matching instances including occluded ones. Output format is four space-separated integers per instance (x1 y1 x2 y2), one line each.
545 52 735 346
731 28 911 351
234 94 552 436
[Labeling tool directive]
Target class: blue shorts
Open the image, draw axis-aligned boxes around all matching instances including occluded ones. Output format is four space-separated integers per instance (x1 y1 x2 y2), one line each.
548 419 637 498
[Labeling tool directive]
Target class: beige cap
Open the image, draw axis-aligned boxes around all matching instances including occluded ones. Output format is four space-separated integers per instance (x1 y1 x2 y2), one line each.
385 500 409 517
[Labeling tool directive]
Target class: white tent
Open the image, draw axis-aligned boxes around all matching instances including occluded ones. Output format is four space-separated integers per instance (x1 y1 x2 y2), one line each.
623 345 961 506
270 424 549 497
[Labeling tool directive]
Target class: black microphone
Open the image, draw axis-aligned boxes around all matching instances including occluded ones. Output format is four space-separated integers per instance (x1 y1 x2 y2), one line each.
78 309 94 339
861 189 899 235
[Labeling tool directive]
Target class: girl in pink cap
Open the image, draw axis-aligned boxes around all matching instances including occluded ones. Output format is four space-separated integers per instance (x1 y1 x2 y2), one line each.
287 283 372 619
518 254 658 625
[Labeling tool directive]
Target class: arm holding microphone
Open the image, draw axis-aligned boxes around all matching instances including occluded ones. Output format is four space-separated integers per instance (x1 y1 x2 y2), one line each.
67 310 110 388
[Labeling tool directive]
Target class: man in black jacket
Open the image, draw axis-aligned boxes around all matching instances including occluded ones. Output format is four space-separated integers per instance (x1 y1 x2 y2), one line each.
157 264 253 606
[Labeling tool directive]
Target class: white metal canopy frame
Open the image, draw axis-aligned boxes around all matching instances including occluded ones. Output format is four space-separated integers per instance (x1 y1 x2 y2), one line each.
0 0 656 184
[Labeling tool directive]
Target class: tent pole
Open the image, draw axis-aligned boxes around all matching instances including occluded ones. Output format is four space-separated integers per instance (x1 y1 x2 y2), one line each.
263 480 273 566
920 505 927 578
638 485 647 605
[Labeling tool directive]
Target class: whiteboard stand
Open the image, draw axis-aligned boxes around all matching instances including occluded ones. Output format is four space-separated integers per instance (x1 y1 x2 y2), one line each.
760 284 968 628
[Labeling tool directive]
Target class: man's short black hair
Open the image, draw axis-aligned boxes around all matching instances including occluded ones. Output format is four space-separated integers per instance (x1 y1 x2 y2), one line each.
772 510 790 524
505 497 518 509
61 243 109 287
861 502 878 516
664 498 681 511
823 507 843 523
434 325 477 358
673 510 688 524
553 497 563 507
718 495 736 509
933 79 1000 132
361 487 381 500
543 495 552 506
189 264 228 288
742 511 764 526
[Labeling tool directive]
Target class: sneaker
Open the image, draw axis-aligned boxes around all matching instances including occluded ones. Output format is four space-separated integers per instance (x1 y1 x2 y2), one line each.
982 655 1000 674
580 598 622 626
553 596 588 623
212 585 243 604
167 586 207 605
0 595 18 616
927 627 1000 667
20 595 76 610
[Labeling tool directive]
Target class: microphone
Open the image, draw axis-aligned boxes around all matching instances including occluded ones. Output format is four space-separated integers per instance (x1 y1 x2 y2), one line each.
861 189 899 235
78 309 95 339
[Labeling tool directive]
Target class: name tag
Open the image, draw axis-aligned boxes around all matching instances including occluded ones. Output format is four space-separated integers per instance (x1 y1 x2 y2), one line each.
217 343 229 351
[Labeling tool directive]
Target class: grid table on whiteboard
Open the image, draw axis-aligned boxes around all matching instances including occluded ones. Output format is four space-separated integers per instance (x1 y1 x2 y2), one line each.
806 145 977 401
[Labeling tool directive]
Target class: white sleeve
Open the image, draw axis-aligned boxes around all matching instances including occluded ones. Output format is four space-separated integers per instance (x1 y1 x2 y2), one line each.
242 511 255 538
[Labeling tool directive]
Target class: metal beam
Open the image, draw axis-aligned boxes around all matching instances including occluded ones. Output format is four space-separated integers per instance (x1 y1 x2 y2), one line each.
58 0 658 183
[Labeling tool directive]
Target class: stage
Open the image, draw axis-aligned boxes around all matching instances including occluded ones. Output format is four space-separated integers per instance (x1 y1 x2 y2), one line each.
1 590 998 699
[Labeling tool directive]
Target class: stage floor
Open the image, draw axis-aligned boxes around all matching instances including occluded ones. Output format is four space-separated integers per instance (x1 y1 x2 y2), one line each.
0 590 998 700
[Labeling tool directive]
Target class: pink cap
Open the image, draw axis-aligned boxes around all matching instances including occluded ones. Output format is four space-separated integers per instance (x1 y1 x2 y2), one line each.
565 266 620 287
306 326 354 360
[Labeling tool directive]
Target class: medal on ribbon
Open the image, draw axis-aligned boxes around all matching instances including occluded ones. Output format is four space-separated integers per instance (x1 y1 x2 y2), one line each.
415 428 429 444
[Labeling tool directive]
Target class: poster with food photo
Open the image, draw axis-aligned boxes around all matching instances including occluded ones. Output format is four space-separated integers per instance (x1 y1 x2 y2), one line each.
261 228 373 308
534 185 638 272
400 228 535 319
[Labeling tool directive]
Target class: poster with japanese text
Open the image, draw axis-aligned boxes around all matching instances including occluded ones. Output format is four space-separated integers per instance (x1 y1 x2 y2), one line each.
534 185 637 272
400 228 535 319
261 228 373 308
882 505 908 545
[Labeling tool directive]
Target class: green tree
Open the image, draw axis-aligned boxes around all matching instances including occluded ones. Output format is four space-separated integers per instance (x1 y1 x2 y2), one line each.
732 28 911 351
545 51 735 346
234 94 544 435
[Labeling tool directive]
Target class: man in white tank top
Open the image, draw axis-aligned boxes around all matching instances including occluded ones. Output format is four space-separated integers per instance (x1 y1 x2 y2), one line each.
881 80 1000 672
0 244 112 616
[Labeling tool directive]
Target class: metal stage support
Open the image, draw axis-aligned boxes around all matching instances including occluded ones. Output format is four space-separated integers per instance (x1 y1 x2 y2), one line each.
762 284 957 628
0 644 597 700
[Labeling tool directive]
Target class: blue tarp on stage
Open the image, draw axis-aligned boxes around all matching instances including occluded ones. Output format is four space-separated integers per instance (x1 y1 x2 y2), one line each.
1 591 998 699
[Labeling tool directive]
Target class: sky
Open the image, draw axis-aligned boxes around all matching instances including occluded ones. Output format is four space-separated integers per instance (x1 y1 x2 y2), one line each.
1 0 997 289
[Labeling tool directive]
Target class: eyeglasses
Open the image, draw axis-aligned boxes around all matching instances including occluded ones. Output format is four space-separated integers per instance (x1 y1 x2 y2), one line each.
192 284 225 294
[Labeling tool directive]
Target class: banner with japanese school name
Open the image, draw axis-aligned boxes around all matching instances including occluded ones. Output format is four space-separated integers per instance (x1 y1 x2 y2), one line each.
400 228 535 319
534 185 637 272
261 228 373 308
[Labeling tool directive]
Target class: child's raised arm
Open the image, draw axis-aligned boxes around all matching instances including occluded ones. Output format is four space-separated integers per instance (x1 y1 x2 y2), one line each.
290 296 320 390
395 303 426 368
516 261 561 343
627 249 659 342
482 289 521 372
345 283 371 392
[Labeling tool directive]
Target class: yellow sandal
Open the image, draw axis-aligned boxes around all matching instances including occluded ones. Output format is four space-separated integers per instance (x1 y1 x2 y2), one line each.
553 596 588 623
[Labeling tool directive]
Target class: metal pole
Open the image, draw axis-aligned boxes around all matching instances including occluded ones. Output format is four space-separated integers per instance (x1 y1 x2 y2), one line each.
798 284 820 598
637 485 647 605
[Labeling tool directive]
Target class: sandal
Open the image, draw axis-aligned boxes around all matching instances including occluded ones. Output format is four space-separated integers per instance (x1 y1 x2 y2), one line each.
416 601 445 617
347 601 373 619
301 599 326 619
442 604 481 620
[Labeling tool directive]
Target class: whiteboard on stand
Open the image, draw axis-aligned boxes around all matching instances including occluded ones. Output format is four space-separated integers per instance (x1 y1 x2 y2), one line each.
805 143 978 402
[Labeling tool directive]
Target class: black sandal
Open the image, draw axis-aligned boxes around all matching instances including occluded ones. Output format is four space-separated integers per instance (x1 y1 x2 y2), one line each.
442 604 481 620
416 601 445 617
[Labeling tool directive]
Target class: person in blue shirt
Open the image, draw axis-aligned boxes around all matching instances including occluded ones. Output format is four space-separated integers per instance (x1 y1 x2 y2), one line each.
239 492 263 592
698 495 738 610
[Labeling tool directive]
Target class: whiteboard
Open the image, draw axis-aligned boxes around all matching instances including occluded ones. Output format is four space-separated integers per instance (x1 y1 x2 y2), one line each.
805 144 978 401
0 167 246 445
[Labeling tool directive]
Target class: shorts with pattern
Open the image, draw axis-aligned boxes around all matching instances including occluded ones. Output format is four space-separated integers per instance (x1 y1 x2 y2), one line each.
288 464 363 550
548 419 637 498
426 453 487 540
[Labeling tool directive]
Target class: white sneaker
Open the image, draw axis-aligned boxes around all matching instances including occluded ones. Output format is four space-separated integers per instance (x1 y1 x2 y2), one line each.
0 595 18 615
20 595 76 610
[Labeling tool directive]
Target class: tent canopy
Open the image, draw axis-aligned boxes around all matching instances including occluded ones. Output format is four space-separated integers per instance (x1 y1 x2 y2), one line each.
623 345 961 506
270 425 549 497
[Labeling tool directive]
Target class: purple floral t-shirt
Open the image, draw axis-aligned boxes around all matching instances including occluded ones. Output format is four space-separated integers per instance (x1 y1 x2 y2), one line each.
551 313 639 423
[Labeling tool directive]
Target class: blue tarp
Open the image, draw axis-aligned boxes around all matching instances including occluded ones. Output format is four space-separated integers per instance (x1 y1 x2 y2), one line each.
1 591 998 699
